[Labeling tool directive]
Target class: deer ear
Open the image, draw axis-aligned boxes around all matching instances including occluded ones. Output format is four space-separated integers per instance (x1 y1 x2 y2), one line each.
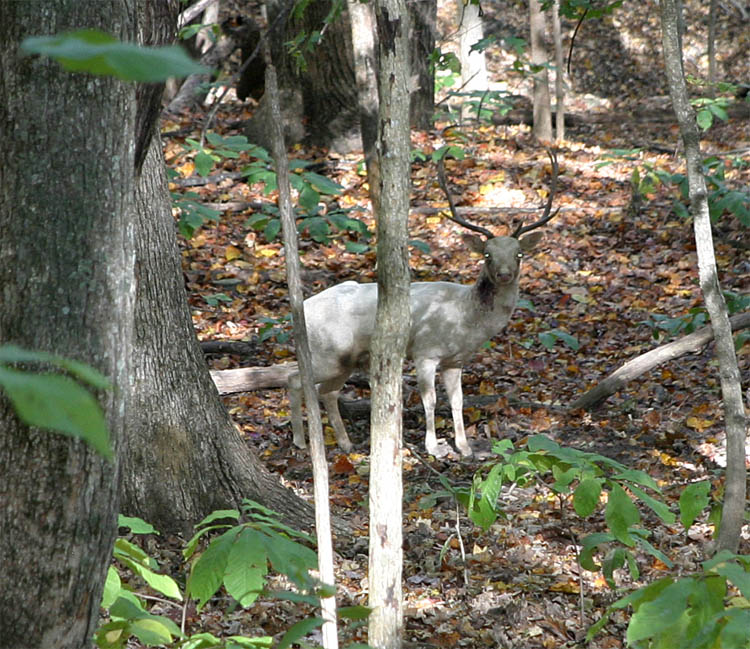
519 231 543 251
462 233 486 253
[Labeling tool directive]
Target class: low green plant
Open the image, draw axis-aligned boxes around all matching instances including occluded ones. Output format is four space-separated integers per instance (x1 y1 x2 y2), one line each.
258 314 292 344
642 291 749 348
588 550 750 648
98 502 367 649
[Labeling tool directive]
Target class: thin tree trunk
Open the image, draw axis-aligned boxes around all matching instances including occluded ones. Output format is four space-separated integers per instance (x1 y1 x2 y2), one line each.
456 0 487 121
660 0 747 554
529 0 552 141
552 0 565 141
708 0 718 94
0 1 136 646
368 2 412 648
263 30 339 649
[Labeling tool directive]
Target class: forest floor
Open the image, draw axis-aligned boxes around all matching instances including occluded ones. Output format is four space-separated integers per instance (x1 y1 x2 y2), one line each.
141 2 749 647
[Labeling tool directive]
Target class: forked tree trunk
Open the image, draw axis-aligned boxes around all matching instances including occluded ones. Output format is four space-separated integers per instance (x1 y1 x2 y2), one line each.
368 2 412 647
660 0 747 554
0 2 136 646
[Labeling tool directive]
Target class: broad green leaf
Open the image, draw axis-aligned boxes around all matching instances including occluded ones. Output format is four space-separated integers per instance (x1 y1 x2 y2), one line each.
715 561 750 599
0 344 110 389
0 366 111 459
626 578 693 644
679 480 710 531
604 483 640 547
579 532 615 572
345 241 370 254
181 632 222 649
301 171 343 195
573 478 602 517
21 29 210 81
118 515 159 535
276 617 325 649
226 636 274 648
101 566 122 609
130 618 177 646
194 151 215 177
719 608 750 646
696 109 713 130
195 509 241 529
338 605 372 620
629 485 675 524
224 529 268 606
114 537 153 566
188 527 242 608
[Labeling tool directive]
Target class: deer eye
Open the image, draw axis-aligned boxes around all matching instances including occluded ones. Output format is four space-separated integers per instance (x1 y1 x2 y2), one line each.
517 252 523 259
484 253 490 259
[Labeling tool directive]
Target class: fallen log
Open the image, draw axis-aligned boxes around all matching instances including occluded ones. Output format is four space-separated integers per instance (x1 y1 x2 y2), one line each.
210 363 297 394
570 312 750 411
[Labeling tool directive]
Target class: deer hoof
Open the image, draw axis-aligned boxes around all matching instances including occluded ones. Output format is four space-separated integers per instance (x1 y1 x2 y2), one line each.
426 440 453 458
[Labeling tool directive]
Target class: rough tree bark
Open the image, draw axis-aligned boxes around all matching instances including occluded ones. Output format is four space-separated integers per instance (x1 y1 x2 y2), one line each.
529 0 552 141
660 0 747 554
120 0 319 536
408 0 437 130
0 1 136 647
368 2 412 647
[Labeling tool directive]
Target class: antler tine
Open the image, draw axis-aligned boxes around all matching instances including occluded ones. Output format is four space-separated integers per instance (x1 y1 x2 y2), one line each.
511 148 560 238
437 153 495 240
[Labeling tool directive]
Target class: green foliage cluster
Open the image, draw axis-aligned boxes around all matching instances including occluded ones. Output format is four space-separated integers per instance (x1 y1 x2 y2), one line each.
98 502 370 649
599 147 750 228
642 290 750 348
431 434 750 647
0 345 112 458
176 133 371 251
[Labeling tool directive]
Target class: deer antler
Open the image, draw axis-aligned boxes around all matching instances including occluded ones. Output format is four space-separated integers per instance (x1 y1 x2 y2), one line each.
436 152 495 240
511 148 560 238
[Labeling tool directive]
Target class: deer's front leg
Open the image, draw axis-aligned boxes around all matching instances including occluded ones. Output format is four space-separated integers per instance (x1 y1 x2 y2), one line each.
417 358 450 457
442 367 472 457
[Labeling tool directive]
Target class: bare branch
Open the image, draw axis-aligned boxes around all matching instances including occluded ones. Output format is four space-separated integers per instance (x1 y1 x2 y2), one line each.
436 153 495 239
512 149 560 238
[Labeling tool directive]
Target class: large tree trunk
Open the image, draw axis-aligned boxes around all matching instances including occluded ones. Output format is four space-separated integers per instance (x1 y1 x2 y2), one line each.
0 2 137 647
120 134 318 536
409 0 437 129
368 2 412 647
244 0 435 152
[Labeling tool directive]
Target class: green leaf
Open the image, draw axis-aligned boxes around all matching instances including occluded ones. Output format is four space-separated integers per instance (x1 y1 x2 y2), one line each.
579 532 615 572
604 483 640 547
188 527 242 608
21 29 211 81
101 566 122 609
626 578 693 645
679 480 711 531
118 515 159 535
224 529 268 606
573 478 602 517
338 605 372 620
194 151 215 177
696 109 713 130
130 618 176 646
300 171 343 195
0 344 110 388
276 617 325 649
629 485 675 524
0 366 112 459
715 561 750 599
408 239 431 253
344 241 370 254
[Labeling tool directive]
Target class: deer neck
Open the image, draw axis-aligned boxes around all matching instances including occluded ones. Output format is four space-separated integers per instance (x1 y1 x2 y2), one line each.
471 270 519 314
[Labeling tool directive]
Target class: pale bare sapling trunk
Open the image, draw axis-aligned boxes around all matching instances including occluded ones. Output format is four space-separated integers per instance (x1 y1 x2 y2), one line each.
660 0 747 553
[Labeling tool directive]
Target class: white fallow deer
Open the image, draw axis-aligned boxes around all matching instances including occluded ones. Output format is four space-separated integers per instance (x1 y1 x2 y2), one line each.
288 150 559 457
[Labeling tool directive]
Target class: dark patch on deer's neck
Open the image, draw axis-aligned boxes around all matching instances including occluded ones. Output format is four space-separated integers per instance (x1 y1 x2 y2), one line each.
475 274 495 309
